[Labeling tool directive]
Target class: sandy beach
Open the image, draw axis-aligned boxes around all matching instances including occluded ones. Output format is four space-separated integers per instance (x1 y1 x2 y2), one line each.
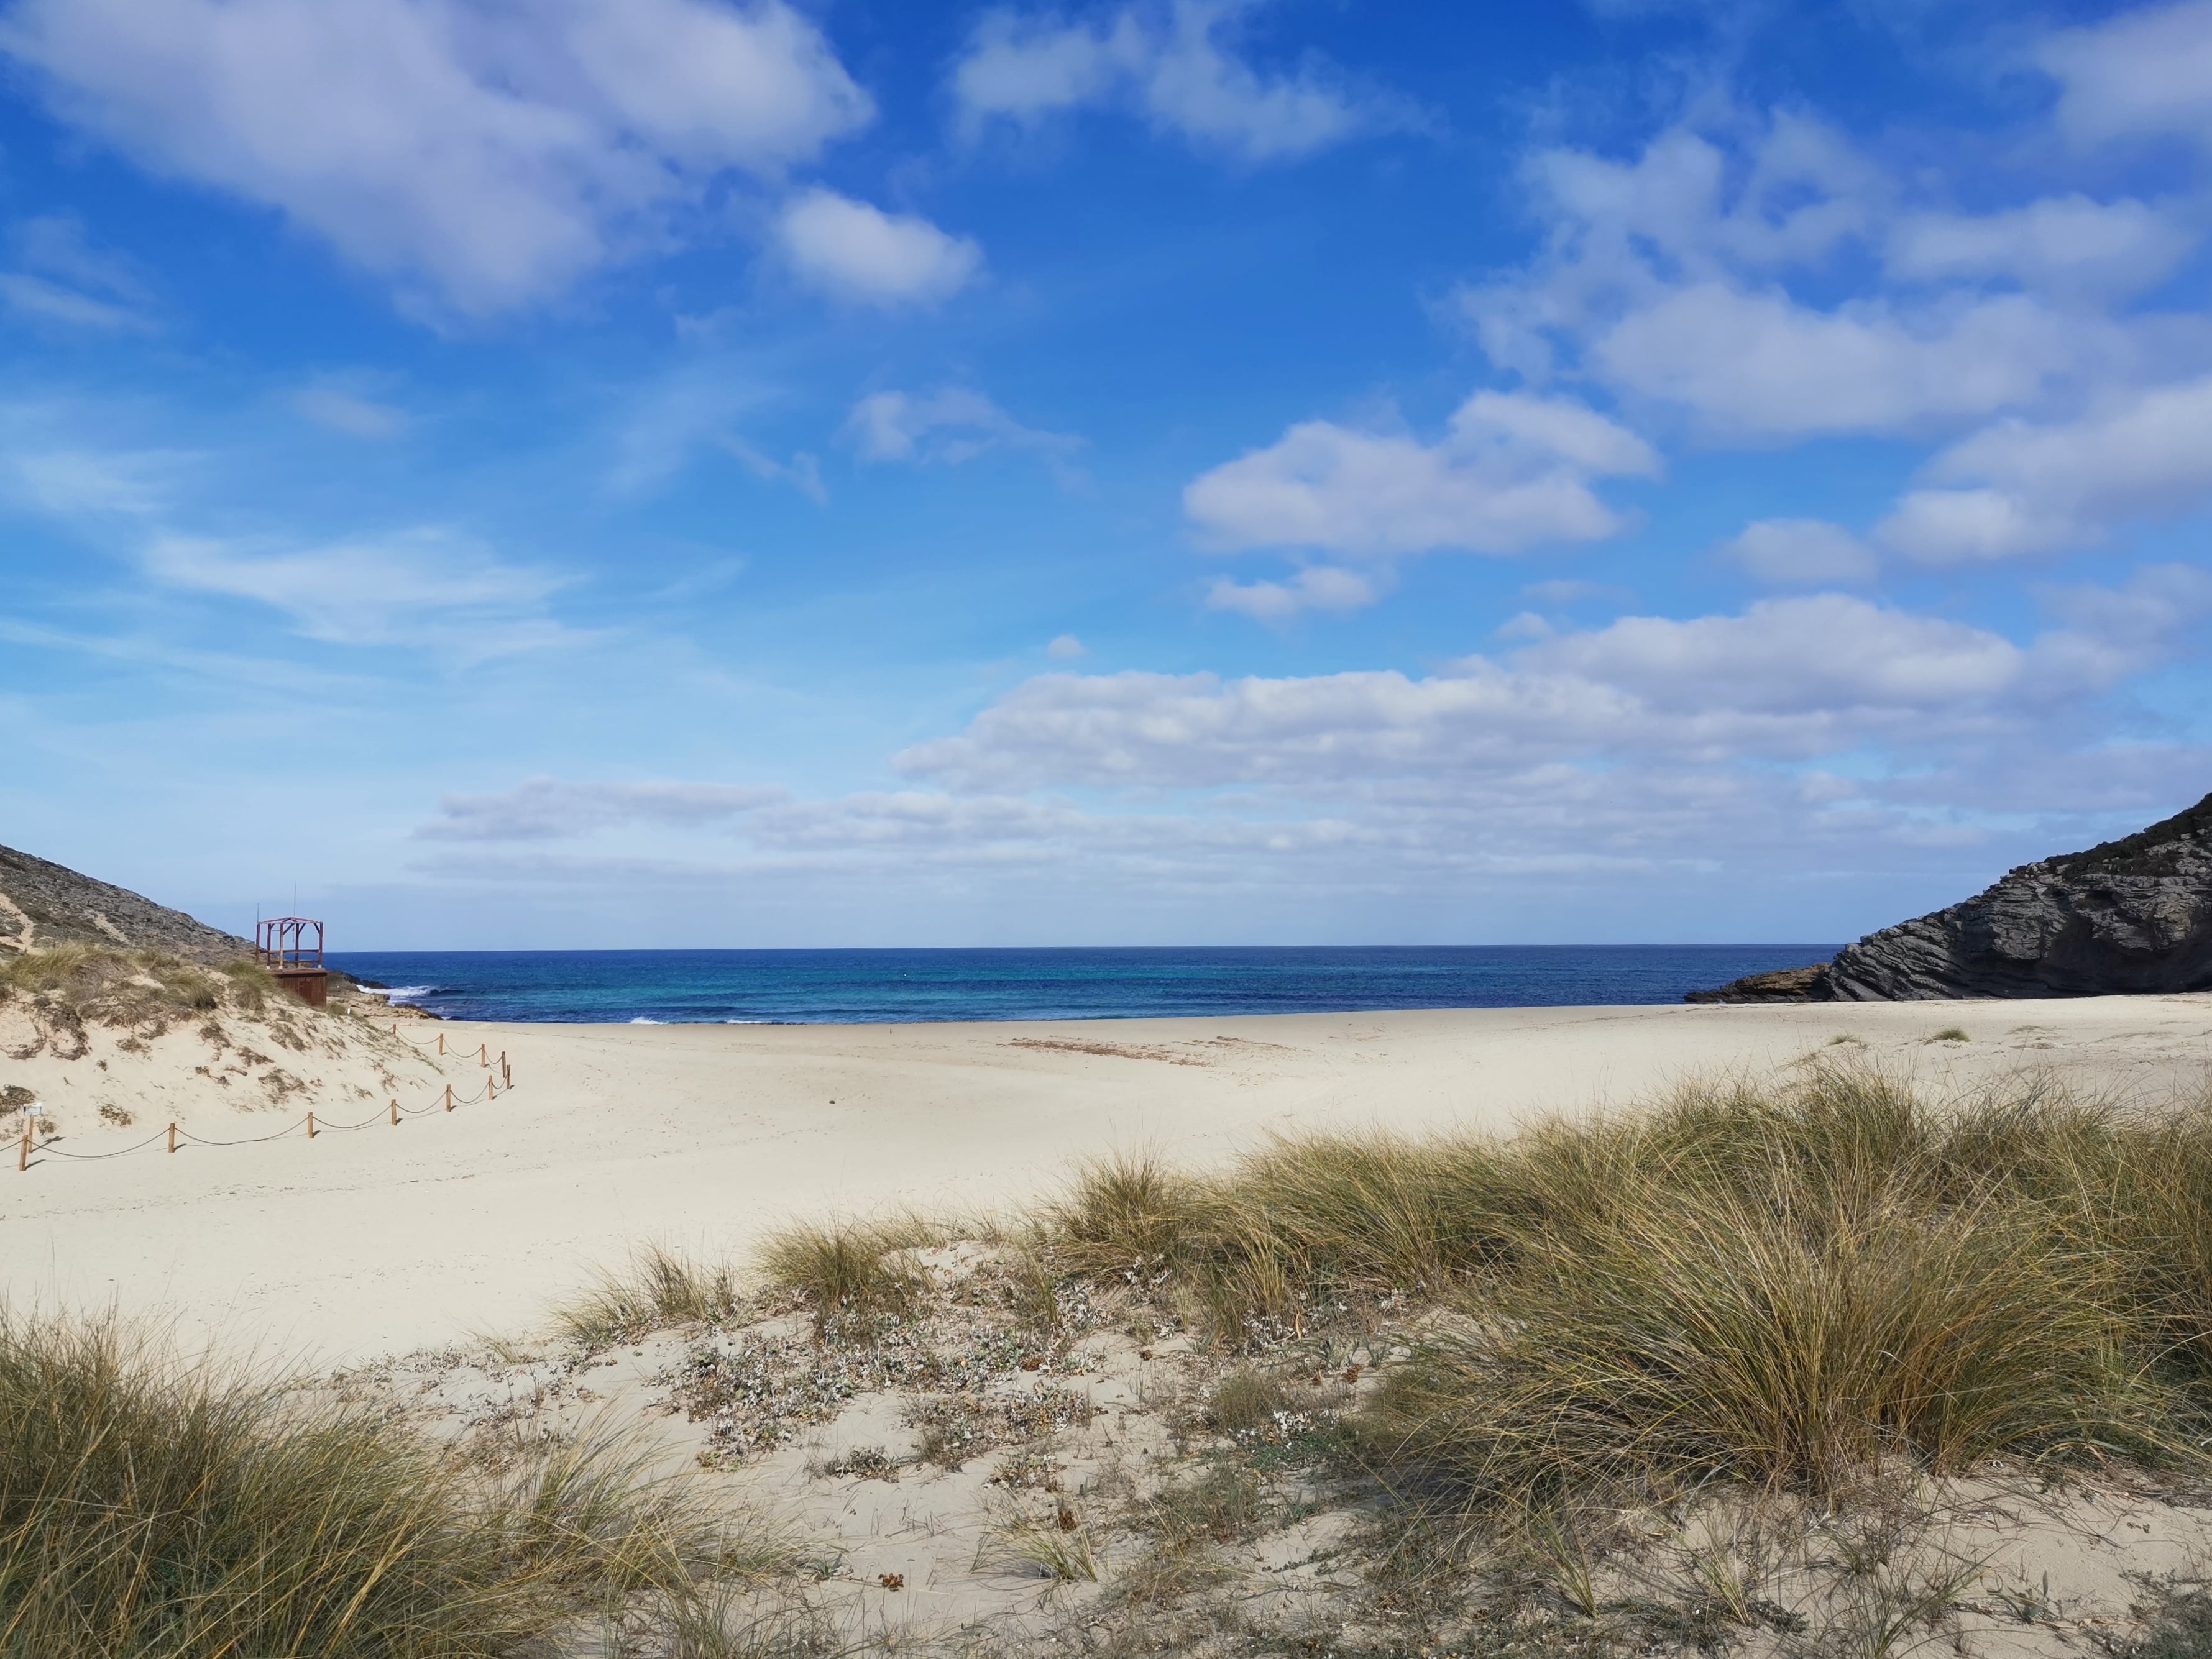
10 993 2212 1361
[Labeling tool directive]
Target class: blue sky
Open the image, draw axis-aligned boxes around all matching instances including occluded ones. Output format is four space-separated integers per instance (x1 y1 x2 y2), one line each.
2 0 2210 948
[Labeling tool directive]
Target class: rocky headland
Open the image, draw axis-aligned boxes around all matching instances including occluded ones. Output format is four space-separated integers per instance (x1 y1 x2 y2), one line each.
1688 790 2212 1002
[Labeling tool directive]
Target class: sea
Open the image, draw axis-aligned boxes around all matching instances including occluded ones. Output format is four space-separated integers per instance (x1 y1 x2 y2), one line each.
323 945 1838 1026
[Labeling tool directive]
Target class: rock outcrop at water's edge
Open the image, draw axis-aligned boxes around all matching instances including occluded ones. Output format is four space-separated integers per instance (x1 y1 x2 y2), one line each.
1686 791 2212 1003
1683 964 1832 1003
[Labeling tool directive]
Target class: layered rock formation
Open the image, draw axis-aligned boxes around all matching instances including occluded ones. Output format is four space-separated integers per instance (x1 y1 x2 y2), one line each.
1823 791 2212 1000
0 842 249 962
1685 790 2212 1002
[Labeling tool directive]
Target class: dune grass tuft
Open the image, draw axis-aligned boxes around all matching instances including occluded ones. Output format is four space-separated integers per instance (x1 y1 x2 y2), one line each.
559 1243 745 1349
0 1309 787 1657
757 1215 946 1335
1023 1063 2212 1501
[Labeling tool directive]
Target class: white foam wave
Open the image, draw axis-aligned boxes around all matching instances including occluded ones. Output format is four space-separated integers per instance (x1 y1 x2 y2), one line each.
628 1016 665 1025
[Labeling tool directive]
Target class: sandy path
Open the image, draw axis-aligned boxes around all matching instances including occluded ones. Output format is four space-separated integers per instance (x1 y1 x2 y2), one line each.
7 995 2211 1361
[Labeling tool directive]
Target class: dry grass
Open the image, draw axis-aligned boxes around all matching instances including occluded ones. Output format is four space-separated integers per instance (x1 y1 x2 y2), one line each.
0 944 305 1059
1035 1065 2212 1502
0 1310 791 1657
559 1244 745 1348
756 1215 947 1335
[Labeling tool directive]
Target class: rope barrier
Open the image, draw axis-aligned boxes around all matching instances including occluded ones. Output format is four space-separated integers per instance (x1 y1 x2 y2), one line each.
16 1071 516 1170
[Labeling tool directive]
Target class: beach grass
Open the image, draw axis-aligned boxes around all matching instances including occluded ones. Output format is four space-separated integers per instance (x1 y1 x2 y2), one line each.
1032 1064 2212 1499
756 1215 950 1335
0 1310 789 1657
557 1243 746 1348
567 1063 2212 1511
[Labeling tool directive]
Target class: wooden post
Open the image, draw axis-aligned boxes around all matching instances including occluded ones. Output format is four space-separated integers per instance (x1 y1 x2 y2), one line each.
389 1099 399 1127
501 1051 509 1085
487 1077 497 1100
444 1083 453 1112
479 1043 487 1066
167 1122 177 1154
307 1112 316 1139
437 1031 445 1056
17 1128 27 1172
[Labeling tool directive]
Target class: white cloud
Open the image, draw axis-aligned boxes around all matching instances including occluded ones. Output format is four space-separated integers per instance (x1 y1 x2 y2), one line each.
897 588 2182 792
2040 0 2212 147
1590 284 2104 437
419 777 785 839
719 436 826 503
774 190 980 306
1206 565 1377 619
1887 196 2196 300
0 272 149 332
842 387 1079 472
1184 390 1658 559
1047 633 1087 659
294 386 407 438
143 527 570 656
953 0 1416 164
0 214 156 331
1721 518 1878 585
1876 375 2212 562
1459 113 2175 440
0 0 873 315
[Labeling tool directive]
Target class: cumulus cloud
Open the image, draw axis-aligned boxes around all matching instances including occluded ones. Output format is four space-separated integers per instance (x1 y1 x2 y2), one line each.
897 588 2188 792
0 0 873 314
952 0 1418 163
1047 633 1087 659
1876 375 2212 562
418 777 786 839
1206 565 1377 619
1886 197 2195 301
1720 518 1878 585
842 387 1079 473
775 190 981 306
1184 390 1658 560
1459 114 2158 439
2040 0 2212 148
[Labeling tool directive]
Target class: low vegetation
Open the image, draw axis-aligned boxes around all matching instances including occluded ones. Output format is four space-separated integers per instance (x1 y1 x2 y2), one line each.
0 1311 788 1657
0 943 302 1059
1044 1066 2212 1498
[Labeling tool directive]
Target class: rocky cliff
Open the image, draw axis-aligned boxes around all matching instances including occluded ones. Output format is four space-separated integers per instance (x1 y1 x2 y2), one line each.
0 842 249 962
1822 792 2212 1000
1685 791 2212 1003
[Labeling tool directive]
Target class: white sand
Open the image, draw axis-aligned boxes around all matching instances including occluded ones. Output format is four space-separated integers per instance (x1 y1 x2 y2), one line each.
7 995 2212 1361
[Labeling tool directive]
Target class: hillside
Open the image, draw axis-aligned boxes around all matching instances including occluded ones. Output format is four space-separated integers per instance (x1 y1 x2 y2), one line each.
0 842 249 962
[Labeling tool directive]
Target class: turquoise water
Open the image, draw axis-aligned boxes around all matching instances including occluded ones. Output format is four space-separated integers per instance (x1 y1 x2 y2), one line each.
326 945 1837 1025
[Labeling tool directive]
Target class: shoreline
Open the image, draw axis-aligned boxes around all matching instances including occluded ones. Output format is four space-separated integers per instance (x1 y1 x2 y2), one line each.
8 995 2211 1364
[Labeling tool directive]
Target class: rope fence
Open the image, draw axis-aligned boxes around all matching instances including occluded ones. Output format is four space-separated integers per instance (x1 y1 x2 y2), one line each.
14 1048 517 1173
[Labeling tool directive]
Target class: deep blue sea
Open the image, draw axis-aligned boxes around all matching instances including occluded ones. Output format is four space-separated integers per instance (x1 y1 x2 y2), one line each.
324 946 1839 1025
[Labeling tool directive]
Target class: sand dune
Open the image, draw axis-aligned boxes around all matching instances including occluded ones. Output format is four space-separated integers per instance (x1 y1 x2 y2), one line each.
7 993 2212 1361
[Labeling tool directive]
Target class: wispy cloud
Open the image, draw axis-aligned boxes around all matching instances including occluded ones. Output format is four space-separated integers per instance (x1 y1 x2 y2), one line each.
953 0 1425 163
417 777 786 841
842 387 1081 479
0 215 156 331
144 528 574 658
